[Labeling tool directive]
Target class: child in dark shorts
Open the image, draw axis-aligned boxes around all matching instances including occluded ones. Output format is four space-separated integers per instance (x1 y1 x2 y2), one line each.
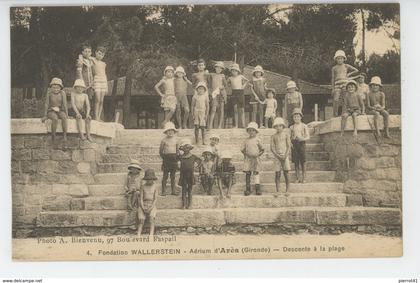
199 146 217 195
178 139 201 209
159 122 179 196
289 108 310 183
216 150 236 198
124 159 142 211
228 63 249 128
341 80 365 137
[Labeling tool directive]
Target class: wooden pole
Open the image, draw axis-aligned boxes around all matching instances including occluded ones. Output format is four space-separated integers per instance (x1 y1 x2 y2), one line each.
314 103 319 122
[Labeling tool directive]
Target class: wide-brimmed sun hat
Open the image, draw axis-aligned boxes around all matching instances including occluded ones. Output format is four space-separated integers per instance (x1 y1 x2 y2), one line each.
246 122 259 133
345 80 358 90
195 81 208 92
128 159 142 171
143 168 158 180
266 88 276 95
252 65 264 76
334 50 347 61
214 61 225 69
73 79 86 89
163 122 178 134
229 63 241 73
273 117 286 128
286 80 298 90
292 108 303 117
202 146 215 156
49 77 64 89
180 139 194 149
369 76 383 87
209 132 220 141
164 66 175 75
175 66 186 75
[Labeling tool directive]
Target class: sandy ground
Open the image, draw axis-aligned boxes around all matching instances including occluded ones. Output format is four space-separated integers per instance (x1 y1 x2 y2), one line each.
12 233 402 261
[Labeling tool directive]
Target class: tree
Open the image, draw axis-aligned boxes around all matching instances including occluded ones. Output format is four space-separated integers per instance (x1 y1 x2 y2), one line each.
365 50 400 83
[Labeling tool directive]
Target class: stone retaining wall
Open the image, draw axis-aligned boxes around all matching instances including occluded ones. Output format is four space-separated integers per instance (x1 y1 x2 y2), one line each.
11 119 123 237
316 116 402 208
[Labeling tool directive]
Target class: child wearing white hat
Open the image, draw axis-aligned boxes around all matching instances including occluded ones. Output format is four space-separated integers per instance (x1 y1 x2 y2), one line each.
174 66 192 129
70 79 93 142
124 159 142 211
341 80 364 137
192 82 210 144
367 76 390 138
331 50 359 117
263 88 278 128
228 63 249 128
270 117 291 194
250 65 267 128
155 66 177 127
208 61 228 129
290 108 310 183
41 77 69 145
284 80 303 126
241 122 265 195
159 122 179 196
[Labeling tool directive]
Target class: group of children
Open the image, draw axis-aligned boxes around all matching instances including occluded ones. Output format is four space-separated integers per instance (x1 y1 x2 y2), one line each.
42 44 108 144
125 112 308 235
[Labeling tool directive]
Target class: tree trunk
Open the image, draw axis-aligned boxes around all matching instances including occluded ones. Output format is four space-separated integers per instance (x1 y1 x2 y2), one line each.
361 8 366 70
122 76 132 128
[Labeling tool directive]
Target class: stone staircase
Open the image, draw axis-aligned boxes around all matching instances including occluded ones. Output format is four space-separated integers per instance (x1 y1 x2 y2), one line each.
36 129 401 235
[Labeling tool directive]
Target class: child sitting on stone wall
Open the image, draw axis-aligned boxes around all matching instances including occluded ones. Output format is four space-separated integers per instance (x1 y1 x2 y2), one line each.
41 77 68 146
70 79 93 142
367 76 391 138
341 80 365 137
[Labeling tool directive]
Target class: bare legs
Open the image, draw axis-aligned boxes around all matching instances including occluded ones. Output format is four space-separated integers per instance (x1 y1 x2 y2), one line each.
176 106 189 129
341 112 358 137
373 110 390 138
94 90 106 121
47 111 68 145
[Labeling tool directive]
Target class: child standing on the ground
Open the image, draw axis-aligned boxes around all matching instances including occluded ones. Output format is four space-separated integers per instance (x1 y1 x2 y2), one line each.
341 80 364 137
159 122 179 196
228 63 249 128
367 76 391 138
250 65 267 128
155 66 177 127
76 44 94 115
199 146 217 195
41 77 68 145
357 72 369 114
290 108 310 183
263 88 277 128
90 46 108 121
179 139 202 209
284 80 303 127
174 66 192 129
216 150 236 198
270 117 291 194
191 82 209 145
331 50 359 117
70 79 93 142
137 168 158 236
124 159 142 211
242 122 265 196
208 61 228 129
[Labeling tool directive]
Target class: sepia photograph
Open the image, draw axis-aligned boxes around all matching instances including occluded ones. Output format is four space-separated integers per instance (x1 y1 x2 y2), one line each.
10 3 402 261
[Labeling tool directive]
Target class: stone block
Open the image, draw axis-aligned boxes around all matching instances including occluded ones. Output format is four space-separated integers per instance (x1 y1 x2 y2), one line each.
42 195 71 211
11 161 20 173
20 161 38 173
70 199 86 210
52 184 69 195
50 150 71 161
11 136 25 149
54 161 78 174
60 174 95 185
363 190 400 207
38 160 58 174
12 193 25 207
84 197 127 210
375 157 395 168
356 157 376 170
360 179 398 191
346 194 363 206
32 148 51 160
12 149 32 161
24 136 46 148
68 184 89 197
71 150 83 162
225 208 316 224
12 173 31 185
23 184 52 196
373 168 401 181
11 119 48 134
316 208 401 225
156 209 226 227
83 149 96 162
77 162 91 174
25 195 42 206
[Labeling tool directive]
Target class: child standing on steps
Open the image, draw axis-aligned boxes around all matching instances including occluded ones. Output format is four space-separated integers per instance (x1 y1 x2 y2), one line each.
341 80 364 137
241 122 264 196
216 150 236 198
209 132 220 165
41 77 68 146
250 65 267 128
70 79 93 142
263 88 277 128
284 80 303 127
174 66 192 129
159 122 179 196
270 117 291 195
191 82 209 145
155 66 177 127
124 160 142 211
331 50 359 117
367 76 391 138
290 108 310 183
208 61 228 129
228 63 249 128
179 139 202 209
199 146 217 195
137 168 158 236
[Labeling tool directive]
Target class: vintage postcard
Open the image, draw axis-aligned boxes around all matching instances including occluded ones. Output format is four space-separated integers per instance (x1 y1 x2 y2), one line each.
10 3 402 261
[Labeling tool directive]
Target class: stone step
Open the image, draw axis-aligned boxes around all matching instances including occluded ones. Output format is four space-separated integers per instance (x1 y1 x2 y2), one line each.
101 151 330 163
37 207 401 228
88 182 344 196
105 143 325 155
94 171 337 185
42 194 352 211
97 160 331 173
